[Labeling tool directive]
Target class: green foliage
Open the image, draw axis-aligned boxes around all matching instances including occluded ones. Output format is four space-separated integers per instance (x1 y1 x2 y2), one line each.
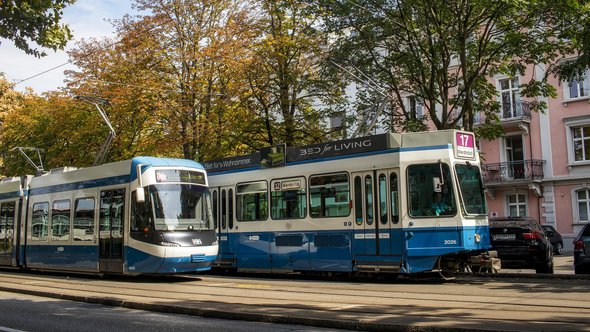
0 0 75 57
316 0 589 139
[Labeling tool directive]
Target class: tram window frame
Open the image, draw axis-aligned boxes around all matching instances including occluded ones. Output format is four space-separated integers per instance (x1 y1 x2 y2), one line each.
31 201 49 241
236 181 268 222
51 199 71 241
390 172 400 224
354 176 363 225
73 197 95 241
270 177 307 220
212 189 218 230
378 173 388 225
407 163 457 218
309 172 351 218
228 188 234 228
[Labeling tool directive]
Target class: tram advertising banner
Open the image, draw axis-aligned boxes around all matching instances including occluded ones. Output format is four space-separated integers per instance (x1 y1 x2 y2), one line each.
286 134 390 163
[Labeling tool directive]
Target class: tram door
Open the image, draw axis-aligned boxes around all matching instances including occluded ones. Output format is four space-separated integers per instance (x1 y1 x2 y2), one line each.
216 186 234 256
352 170 401 257
99 189 125 273
0 201 16 266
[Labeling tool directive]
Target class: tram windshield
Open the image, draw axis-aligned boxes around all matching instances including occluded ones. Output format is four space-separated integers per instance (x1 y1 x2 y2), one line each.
408 163 457 217
455 164 487 215
132 184 213 231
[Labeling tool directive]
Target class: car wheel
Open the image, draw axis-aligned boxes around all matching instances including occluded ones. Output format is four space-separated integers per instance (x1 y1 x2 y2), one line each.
536 260 554 274
554 242 563 255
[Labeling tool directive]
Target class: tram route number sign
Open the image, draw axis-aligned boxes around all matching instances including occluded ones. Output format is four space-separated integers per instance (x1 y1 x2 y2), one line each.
455 132 475 159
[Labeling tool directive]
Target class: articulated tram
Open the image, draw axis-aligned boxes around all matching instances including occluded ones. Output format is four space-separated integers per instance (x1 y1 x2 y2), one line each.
205 130 489 275
0 157 218 275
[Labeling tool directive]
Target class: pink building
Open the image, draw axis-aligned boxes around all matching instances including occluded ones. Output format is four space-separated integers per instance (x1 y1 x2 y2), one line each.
477 63 590 250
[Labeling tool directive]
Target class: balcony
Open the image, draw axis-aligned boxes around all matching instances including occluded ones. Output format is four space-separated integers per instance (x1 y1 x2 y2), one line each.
481 159 546 185
474 100 532 128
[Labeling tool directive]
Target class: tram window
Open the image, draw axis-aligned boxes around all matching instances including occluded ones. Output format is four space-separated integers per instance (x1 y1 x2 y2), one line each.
73 198 95 241
407 163 456 218
0 202 16 252
51 200 71 241
379 174 388 225
365 175 374 225
221 190 227 229
212 190 218 229
236 181 267 221
390 173 399 224
309 173 350 218
270 177 306 220
228 189 234 228
131 192 151 232
31 202 49 241
455 164 487 215
354 176 362 225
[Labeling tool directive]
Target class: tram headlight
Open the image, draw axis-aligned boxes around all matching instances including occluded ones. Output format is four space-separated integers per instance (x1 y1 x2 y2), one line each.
474 233 481 243
160 241 181 247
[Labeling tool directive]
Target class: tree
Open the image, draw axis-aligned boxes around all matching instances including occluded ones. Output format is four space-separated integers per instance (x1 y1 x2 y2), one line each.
0 91 106 175
318 0 587 138
0 0 75 57
244 0 347 147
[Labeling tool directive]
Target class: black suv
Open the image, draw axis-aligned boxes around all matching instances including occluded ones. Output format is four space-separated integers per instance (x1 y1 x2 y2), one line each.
573 223 590 274
541 225 564 255
489 216 554 274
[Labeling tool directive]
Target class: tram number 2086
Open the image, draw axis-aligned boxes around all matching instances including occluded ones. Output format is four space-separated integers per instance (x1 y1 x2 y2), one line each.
444 240 457 245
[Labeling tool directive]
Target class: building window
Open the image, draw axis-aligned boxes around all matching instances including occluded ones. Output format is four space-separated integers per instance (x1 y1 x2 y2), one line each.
577 189 590 222
499 77 521 119
507 193 527 216
572 126 590 162
407 96 423 119
565 72 589 100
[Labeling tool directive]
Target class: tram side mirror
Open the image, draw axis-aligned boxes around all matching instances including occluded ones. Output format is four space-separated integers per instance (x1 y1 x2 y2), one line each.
136 187 146 203
433 177 442 193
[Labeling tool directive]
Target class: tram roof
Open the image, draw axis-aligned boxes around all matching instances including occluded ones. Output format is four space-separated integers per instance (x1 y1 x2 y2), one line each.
204 129 469 174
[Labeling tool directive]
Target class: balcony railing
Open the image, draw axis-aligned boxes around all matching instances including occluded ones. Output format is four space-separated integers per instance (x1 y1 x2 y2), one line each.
474 100 532 125
481 159 545 184
502 100 531 120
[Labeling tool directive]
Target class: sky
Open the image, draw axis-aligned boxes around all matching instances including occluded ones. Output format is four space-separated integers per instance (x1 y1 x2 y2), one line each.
0 0 138 94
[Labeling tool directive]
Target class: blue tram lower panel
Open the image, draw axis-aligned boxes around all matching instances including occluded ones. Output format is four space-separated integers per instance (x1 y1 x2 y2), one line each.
126 245 218 274
404 226 491 272
24 244 217 274
218 225 489 274
26 244 99 271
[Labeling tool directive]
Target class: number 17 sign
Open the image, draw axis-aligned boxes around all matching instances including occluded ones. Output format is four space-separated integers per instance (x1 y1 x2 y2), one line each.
455 132 475 159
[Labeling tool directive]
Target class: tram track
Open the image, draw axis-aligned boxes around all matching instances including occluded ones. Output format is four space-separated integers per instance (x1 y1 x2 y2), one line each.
0 270 589 331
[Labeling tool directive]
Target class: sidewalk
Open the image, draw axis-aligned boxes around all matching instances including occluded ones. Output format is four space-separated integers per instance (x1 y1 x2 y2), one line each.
498 252 573 275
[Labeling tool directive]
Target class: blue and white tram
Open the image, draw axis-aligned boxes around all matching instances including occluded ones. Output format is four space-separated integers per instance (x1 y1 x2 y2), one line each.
205 130 489 274
0 157 218 275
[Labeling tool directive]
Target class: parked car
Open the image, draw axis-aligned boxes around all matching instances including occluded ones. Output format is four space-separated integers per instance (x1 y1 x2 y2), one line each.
573 223 590 275
489 216 554 274
541 225 564 255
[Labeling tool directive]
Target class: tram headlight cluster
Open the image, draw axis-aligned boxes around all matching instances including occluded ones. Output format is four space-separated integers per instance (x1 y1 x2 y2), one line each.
474 233 481 243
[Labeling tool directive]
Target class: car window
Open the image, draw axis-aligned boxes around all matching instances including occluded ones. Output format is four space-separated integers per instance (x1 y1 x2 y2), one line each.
582 225 590 237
